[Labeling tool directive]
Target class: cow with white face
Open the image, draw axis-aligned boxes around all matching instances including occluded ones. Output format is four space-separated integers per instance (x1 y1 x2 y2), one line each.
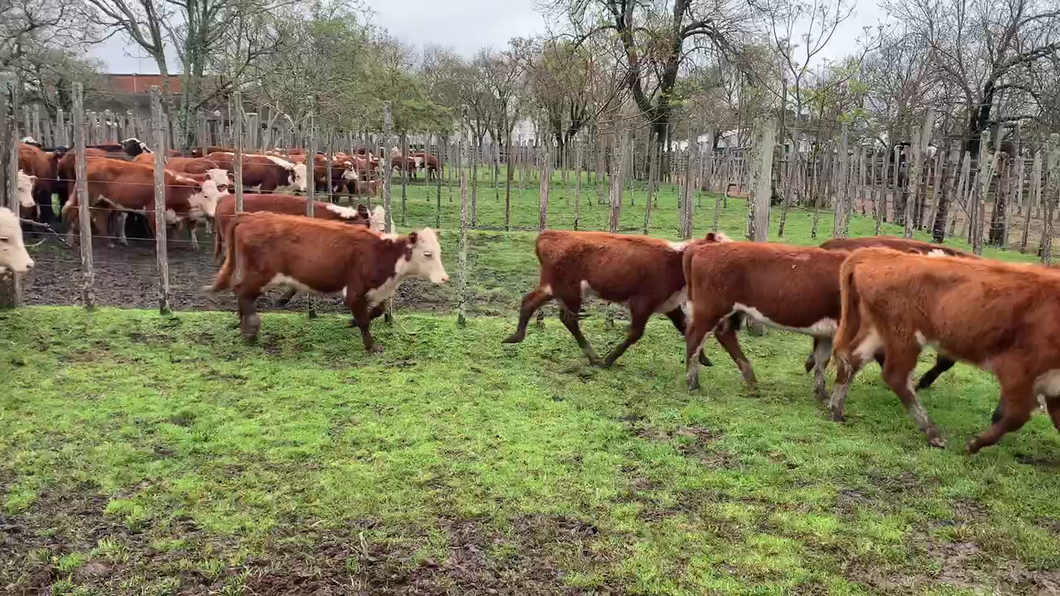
290 162 309 193
0 207 34 275
369 205 387 233
16 170 36 216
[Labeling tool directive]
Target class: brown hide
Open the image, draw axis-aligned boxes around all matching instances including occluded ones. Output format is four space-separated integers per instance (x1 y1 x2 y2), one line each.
204 152 295 191
682 242 848 396
212 194 372 260
62 158 204 238
132 153 224 177
830 248 1060 452
502 230 718 367
819 236 976 258
211 212 415 351
191 146 234 158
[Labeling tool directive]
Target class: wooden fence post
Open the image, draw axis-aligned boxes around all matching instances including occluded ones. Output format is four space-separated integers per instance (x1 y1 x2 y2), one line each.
458 107 469 326
905 109 934 238
382 104 395 323
833 124 850 238
575 133 584 231
56 108 67 146
0 73 20 309
682 129 695 239
747 117 775 242
73 84 94 308
1041 134 1060 264
1022 151 1043 253
539 143 550 231
609 125 628 235
400 131 409 226
644 131 656 234
150 87 171 314
233 92 244 212
932 141 960 243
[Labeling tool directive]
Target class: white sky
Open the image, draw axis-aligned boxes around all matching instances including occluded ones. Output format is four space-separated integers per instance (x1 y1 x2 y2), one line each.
90 0 886 73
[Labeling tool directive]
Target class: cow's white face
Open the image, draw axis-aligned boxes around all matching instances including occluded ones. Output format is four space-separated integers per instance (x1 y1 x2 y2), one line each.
292 163 308 192
342 162 358 181
404 228 448 284
0 207 34 274
370 205 387 232
188 179 222 218
206 168 230 190
16 170 35 208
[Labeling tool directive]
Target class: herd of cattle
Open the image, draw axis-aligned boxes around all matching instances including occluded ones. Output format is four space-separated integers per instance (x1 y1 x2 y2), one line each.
2 136 1058 456
12 136 442 248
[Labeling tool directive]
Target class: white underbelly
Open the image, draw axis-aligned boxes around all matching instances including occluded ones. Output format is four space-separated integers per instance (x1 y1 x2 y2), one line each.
732 302 837 337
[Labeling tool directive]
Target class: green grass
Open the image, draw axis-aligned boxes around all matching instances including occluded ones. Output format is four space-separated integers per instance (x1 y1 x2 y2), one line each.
3 177 1058 594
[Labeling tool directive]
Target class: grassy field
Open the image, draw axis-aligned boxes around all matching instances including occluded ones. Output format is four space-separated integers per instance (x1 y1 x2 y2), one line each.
3 175 1059 595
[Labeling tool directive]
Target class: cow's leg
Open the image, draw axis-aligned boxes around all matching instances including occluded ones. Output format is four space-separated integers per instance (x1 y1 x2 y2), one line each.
812 337 833 401
274 287 298 308
558 306 602 366
1045 396 1060 433
684 312 712 392
715 316 758 386
188 221 199 251
116 212 129 246
967 369 1035 454
664 308 712 367
880 348 945 447
916 355 957 390
602 300 652 367
346 294 382 353
502 284 554 344
804 339 817 373
347 304 386 328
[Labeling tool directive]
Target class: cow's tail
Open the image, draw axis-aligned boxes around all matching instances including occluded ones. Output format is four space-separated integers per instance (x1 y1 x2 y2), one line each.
210 213 242 292
682 246 696 305
213 215 224 263
831 257 863 367
61 192 77 221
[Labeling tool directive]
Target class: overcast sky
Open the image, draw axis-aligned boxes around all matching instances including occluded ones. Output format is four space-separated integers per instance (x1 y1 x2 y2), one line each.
90 0 884 73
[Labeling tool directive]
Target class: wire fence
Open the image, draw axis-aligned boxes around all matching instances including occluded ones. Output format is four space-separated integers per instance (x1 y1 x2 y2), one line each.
4 85 1060 318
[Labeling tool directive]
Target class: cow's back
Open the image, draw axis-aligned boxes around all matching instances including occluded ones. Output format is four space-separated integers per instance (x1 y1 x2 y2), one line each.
687 242 848 327
535 230 685 301
820 236 975 258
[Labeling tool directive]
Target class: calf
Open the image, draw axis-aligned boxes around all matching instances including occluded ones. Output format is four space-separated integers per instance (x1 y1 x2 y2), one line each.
683 242 850 398
502 230 727 367
809 236 980 390
204 152 307 193
830 248 1060 452
210 212 448 352
17 143 57 223
0 207 35 274
62 158 223 246
211 193 382 262
16 171 37 220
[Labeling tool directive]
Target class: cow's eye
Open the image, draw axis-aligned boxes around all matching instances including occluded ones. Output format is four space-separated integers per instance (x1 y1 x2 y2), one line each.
423 251 433 258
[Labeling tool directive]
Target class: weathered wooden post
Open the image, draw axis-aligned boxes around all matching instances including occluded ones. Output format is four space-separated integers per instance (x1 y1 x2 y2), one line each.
382 104 395 322
1021 151 1043 253
436 133 444 227
538 141 550 231
905 109 934 238
972 130 997 255
56 108 67 146
73 84 94 308
682 129 696 239
833 124 850 238
932 141 960 243
150 87 171 314
746 117 775 243
1041 134 1060 264
457 107 470 327
0 73 20 310
609 125 628 235
643 131 656 234
400 131 409 226
233 92 244 212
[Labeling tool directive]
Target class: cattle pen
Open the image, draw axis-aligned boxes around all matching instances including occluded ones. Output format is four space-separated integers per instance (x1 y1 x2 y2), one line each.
3 86 1060 594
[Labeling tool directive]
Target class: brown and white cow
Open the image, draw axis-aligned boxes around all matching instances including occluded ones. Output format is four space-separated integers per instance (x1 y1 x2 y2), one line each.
830 248 1060 452
211 194 381 262
210 212 448 352
15 171 37 220
62 158 223 246
132 153 230 189
502 230 728 367
683 241 849 397
290 153 358 193
204 152 307 193
810 236 979 390
0 207 34 275
411 152 441 180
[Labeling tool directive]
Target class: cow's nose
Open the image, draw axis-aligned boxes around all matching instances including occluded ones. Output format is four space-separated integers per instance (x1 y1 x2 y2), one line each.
26 260 35 270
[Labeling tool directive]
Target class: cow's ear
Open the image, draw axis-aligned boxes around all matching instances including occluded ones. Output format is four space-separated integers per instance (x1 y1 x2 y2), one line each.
408 231 418 245
357 204 369 217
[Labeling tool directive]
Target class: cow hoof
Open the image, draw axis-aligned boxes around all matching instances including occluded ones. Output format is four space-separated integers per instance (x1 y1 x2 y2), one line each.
501 334 524 344
588 358 606 368
687 379 700 392
928 435 947 449
829 409 845 423
367 344 384 354
698 353 713 367
814 388 830 402
964 439 981 455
